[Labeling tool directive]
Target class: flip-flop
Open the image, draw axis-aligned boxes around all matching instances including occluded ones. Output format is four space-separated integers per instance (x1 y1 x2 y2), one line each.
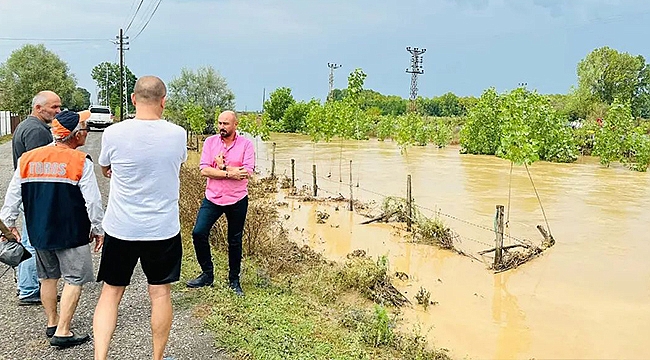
50 331 90 348
46 325 57 338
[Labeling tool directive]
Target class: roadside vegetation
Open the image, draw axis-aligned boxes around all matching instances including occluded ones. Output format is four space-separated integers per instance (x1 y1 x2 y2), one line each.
0 134 11 145
176 165 451 360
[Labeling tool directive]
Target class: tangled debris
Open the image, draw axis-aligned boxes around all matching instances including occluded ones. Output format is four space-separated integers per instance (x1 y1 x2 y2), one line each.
338 253 410 307
316 210 330 224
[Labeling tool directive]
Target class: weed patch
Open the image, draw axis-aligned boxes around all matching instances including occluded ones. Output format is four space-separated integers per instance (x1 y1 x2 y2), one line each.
178 160 451 359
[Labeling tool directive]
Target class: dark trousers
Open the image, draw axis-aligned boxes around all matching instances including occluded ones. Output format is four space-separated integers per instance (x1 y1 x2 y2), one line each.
191 196 248 282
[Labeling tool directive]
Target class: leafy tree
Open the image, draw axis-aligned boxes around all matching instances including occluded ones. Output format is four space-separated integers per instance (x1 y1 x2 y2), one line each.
502 88 576 164
593 99 635 167
167 66 235 132
339 102 372 141
438 92 463 117
375 115 395 141
577 47 650 117
237 112 270 141
625 129 650 171
305 101 334 142
0 44 76 114
68 87 91 111
459 96 478 114
330 88 346 102
395 112 430 148
184 102 206 135
91 62 137 114
281 100 318 133
346 68 367 104
460 88 502 155
263 87 295 132
359 90 406 116
498 88 541 164
417 97 441 117
431 118 453 148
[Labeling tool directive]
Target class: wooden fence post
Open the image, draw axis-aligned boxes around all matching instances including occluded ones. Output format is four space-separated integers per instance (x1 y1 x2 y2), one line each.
407 175 412 232
291 159 295 190
349 160 354 211
271 142 276 178
312 164 318 197
494 205 505 268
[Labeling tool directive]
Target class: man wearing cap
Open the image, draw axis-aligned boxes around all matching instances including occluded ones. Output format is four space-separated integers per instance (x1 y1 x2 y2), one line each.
11 90 60 305
0 110 104 348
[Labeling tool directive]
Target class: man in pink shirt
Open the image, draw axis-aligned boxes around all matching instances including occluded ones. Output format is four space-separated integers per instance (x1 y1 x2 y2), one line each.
187 110 254 296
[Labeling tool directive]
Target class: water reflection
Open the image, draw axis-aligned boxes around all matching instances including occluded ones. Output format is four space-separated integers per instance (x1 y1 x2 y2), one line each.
492 273 530 359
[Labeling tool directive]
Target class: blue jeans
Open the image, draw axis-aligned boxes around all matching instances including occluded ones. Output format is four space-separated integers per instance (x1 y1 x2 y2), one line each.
17 215 39 299
191 197 248 283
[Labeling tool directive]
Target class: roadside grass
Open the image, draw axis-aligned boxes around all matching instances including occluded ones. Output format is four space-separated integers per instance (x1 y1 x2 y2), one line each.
0 134 11 145
175 163 451 360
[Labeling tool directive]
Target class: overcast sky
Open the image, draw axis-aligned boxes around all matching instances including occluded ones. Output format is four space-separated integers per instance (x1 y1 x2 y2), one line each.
1 0 649 111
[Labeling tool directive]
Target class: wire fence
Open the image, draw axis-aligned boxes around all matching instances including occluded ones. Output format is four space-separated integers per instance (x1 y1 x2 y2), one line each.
253 153 542 259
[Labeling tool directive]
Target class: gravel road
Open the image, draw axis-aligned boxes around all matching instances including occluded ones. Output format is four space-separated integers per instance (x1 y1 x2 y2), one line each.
0 131 227 360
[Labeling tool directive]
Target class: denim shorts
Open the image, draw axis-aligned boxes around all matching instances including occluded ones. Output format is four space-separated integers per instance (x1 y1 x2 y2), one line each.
35 244 94 286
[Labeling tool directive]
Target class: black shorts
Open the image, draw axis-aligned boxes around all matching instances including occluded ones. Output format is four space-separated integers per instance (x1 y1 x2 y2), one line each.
97 232 182 286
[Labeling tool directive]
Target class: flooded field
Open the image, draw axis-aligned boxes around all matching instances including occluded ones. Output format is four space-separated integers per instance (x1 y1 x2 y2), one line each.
253 133 650 359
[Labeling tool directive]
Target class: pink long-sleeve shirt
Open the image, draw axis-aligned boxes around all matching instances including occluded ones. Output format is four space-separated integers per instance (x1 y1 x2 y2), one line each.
199 133 255 206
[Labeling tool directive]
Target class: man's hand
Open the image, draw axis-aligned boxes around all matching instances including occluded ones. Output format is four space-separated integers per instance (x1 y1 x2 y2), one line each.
91 234 104 252
227 167 249 180
214 154 225 169
101 165 112 178
1 226 21 242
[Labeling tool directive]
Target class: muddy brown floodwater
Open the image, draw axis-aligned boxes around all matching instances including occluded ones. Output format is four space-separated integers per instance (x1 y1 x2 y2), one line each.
245 133 650 359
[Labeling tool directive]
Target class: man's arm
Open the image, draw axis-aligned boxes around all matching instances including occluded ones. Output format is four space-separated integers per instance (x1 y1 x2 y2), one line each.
100 165 111 178
242 140 256 175
98 130 111 178
79 158 104 252
200 166 230 179
78 159 104 237
0 166 23 241
199 136 227 179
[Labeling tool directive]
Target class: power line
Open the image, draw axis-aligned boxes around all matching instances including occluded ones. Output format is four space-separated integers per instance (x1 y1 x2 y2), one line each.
124 0 146 33
0 37 109 42
122 0 138 28
132 0 164 41
122 0 138 29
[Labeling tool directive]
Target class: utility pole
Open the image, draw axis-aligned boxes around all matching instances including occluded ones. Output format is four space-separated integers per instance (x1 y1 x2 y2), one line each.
105 64 109 106
116 29 129 121
405 47 426 113
262 87 266 112
123 53 128 117
327 63 342 101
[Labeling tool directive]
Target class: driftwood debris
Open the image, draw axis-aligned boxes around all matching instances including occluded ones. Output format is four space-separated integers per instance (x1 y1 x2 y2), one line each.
360 211 398 225
478 243 530 255
537 225 556 248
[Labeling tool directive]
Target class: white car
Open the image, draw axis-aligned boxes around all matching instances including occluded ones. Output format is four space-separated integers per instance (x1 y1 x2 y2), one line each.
87 105 114 129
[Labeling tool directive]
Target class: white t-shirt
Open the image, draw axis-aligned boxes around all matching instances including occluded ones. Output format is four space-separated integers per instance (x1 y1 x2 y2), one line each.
99 119 187 240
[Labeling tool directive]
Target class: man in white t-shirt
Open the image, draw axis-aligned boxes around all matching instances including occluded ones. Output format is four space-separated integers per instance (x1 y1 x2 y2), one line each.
92 76 187 360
